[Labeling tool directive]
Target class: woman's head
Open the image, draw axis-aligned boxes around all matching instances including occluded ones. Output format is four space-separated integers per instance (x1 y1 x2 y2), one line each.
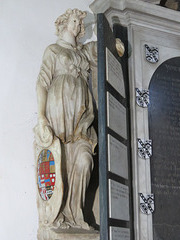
55 9 87 39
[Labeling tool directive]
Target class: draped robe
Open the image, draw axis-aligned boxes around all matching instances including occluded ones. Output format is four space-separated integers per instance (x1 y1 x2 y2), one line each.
36 39 97 228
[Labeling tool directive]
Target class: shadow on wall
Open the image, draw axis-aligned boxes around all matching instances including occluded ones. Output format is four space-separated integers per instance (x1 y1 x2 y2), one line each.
80 11 97 43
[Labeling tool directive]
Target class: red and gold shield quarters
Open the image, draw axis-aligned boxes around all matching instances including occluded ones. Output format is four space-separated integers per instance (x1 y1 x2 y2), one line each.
37 149 56 201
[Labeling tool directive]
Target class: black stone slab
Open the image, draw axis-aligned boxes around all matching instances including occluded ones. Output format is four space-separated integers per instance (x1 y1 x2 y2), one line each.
97 14 134 240
149 57 180 240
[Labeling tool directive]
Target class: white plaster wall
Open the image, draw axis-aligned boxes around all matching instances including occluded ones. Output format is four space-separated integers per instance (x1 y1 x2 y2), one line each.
0 1 95 239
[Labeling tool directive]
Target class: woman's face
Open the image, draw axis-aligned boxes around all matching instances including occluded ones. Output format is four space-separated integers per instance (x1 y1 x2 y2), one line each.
67 14 81 37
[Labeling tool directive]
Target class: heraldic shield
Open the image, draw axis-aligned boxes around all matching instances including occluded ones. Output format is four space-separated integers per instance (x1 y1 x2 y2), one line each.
145 44 159 63
139 193 154 215
34 137 63 233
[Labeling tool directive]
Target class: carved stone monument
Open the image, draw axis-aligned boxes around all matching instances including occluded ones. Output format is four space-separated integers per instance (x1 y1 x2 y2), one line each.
90 0 180 239
34 8 99 240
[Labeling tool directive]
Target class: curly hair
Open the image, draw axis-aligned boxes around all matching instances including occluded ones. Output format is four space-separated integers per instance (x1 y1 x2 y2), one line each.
55 9 87 39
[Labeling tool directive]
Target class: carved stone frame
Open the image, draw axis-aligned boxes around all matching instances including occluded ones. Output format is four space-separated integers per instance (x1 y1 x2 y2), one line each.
90 1 180 239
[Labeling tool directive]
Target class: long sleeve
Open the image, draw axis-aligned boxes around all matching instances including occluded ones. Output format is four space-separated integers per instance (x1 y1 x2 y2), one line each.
34 44 59 148
83 41 98 108
83 41 97 67
37 44 59 90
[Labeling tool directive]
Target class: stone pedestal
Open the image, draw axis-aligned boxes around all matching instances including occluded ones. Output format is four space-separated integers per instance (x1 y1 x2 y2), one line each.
38 227 99 240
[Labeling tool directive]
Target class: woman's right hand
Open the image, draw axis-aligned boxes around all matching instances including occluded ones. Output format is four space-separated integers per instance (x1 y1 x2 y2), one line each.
34 115 54 148
38 115 50 127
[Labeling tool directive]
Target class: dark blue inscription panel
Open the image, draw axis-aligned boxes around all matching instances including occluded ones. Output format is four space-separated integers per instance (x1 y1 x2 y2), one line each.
149 57 180 240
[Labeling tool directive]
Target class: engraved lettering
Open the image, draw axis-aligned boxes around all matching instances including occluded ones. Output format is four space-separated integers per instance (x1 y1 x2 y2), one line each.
110 227 130 240
165 64 180 72
107 92 127 139
106 48 125 97
109 180 129 221
108 134 128 179
149 58 180 239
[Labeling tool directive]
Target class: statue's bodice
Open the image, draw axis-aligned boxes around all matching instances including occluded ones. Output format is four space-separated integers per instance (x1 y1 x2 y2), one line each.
53 43 90 81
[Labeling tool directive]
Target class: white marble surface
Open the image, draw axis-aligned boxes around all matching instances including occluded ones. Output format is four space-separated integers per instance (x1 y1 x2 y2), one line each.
106 48 125 97
127 19 180 240
107 92 127 139
90 0 180 26
38 227 100 240
109 179 129 221
35 8 98 238
108 134 128 179
110 226 130 240
90 1 180 240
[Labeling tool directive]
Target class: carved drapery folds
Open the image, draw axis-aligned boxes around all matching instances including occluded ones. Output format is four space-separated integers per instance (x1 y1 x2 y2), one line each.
34 8 99 240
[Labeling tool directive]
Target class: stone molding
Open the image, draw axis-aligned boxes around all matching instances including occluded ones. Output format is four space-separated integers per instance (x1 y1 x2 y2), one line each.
90 1 180 240
90 0 180 34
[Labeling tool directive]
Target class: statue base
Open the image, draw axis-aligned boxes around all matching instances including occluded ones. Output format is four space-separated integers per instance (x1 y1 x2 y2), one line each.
38 227 100 240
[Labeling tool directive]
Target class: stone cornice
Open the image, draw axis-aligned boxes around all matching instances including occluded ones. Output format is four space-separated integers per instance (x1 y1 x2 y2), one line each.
90 0 180 34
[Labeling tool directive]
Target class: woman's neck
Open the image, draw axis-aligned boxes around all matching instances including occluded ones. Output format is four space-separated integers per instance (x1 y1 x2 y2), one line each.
60 30 77 47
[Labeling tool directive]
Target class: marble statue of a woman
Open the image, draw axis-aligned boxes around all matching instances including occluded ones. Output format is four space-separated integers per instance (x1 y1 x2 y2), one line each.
34 9 97 230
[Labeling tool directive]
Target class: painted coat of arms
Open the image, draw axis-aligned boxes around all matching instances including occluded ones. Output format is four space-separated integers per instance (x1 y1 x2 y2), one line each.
145 44 159 63
139 193 154 215
138 138 152 159
37 149 56 201
136 88 149 108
